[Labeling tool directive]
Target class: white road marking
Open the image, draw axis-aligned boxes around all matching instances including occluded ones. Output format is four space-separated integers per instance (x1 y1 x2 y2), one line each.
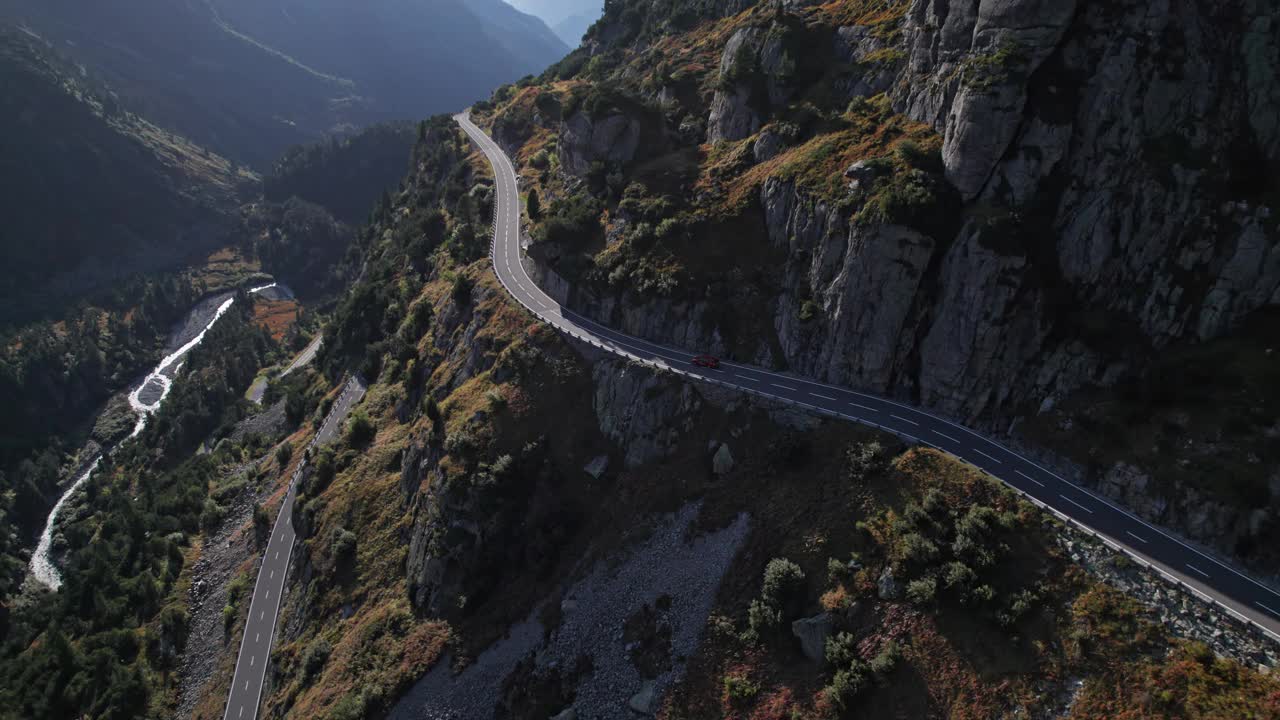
255 632 260 642
1257 601 1280 616
259 610 264 621
810 392 837 401
1058 494 1095 514
265 590 270 600
250 655 254 666
973 449 1003 464
771 383 797 391
890 414 919 426
735 374 758 382
239 707 244 718
850 403 877 413
933 430 960 444
1186 563 1211 579
244 680 249 691
274 551 279 559
1015 469 1045 487
269 570 274 579
1126 531 1149 544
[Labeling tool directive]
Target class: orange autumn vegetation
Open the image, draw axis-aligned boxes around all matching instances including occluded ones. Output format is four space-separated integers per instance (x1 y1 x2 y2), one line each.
252 298 299 341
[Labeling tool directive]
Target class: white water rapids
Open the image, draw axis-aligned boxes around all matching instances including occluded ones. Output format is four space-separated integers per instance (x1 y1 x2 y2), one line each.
27 284 276 589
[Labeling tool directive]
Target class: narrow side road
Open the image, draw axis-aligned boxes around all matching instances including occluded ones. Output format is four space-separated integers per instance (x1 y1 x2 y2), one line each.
455 111 1280 643
221 376 366 720
281 334 324 377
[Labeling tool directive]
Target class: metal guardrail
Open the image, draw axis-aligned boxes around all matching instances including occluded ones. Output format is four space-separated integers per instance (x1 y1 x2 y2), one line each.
470 123 1280 650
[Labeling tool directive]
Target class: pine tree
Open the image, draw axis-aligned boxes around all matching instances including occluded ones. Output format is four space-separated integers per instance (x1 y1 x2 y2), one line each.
526 188 542 221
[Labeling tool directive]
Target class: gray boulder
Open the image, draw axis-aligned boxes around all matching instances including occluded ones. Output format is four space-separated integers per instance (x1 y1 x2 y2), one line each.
629 680 657 714
558 111 640 176
712 443 735 475
791 612 834 664
877 567 902 600
584 455 609 480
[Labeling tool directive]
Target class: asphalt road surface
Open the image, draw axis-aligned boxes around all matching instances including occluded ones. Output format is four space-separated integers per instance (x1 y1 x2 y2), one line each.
281 334 324 377
222 377 366 720
455 112 1280 643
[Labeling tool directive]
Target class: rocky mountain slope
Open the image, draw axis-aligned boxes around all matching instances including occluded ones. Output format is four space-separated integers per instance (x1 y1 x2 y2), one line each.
0 24 256 328
246 113 1279 720
0 0 566 167
471 0 1280 570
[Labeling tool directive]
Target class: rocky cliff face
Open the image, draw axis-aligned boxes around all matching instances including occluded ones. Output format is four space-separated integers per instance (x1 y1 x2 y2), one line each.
555 0 1280 425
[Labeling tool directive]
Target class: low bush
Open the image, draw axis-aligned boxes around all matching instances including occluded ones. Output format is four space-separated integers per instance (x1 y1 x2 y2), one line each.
347 411 375 447
300 637 332 686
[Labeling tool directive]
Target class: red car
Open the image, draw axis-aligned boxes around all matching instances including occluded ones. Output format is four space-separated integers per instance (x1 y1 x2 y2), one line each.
691 354 721 369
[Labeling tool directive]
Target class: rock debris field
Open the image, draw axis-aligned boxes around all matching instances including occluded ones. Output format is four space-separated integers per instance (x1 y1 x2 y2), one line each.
389 504 750 719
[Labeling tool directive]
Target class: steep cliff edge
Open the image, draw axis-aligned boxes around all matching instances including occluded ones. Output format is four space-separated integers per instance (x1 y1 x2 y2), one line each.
472 0 1280 569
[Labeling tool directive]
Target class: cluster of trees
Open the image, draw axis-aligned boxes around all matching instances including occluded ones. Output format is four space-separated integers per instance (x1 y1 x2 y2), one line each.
320 116 486 382
265 123 417 225
122 294 275 460
0 298 275 719
244 198 356 301
872 486 1043 626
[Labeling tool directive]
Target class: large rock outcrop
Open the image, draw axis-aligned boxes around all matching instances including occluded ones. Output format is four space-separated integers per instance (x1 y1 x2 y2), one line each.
556 0 1280 424
558 110 641 176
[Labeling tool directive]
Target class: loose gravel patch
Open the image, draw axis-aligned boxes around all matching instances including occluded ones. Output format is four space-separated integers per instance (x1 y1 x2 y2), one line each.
389 503 750 719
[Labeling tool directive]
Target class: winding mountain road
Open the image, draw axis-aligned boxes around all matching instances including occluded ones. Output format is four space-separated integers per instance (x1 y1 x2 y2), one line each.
455 112 1280 644
222 376 366 720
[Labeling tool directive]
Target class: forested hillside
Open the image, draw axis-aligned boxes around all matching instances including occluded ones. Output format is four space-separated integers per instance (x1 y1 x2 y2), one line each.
0 295 284 720
0 25 254 328
265 123 416 225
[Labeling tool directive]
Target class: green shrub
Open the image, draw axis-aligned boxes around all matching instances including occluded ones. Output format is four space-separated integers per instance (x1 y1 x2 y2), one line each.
327 691 367 720
906 576 937 605
526 188 542 221
346 411 375 447
823 664 869 711
722 671 761 704
896 532 939 566
762 558 806 607
825 631 858 668
799 299 819 323
200 498 224 532
845 441 886 482
253 504 270 546
747 598 782 636
275 443 293 467
942 561 977 591
451 273 474 305
485 388 507 410
444 430 478 460
868 640 901 676
331 528 357 565
895 139 936 170
300 637 333 686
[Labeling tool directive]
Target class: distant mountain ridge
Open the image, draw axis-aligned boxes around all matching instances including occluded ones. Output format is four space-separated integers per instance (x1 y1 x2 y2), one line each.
507 0 602 45
0 23 255 326
0 0 568 168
